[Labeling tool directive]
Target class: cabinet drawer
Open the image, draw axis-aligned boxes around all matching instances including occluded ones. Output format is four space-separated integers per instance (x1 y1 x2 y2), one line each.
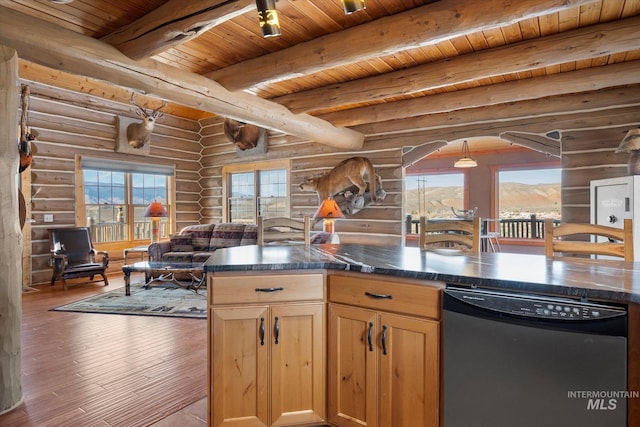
210 273 324 305
329 274 441 319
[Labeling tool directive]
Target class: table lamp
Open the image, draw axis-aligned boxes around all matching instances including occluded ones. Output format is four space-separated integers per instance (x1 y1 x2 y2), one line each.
143 201 168 243
313 197 345 233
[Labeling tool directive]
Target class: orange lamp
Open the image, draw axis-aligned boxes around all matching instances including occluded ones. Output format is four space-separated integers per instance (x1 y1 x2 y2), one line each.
143 201 168 243
313 197 345 233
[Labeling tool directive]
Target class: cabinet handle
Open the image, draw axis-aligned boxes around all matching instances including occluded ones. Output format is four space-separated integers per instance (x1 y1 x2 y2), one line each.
365 291 392 300
255 287 284 293
259 317 265 346
274 316 280 344
368 322 374 352
381 325 388 355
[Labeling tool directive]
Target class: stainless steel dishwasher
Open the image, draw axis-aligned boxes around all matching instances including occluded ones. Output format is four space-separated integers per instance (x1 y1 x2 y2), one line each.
443 286 628 427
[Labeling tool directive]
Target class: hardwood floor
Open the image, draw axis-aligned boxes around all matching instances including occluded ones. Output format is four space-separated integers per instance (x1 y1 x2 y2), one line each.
0 273 208 427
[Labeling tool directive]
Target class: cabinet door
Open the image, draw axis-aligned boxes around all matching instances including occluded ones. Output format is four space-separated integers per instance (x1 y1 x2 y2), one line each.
327 303 378 427
271 303 325 426
211 306 269 427
378 313 439 427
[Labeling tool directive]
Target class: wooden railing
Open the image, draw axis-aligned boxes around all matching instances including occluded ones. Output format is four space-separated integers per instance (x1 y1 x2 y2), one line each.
89 222 166 243
406 215 560 239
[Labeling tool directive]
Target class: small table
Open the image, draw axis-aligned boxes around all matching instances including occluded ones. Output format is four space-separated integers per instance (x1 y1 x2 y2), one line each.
123 245 149 264
122 261 206 296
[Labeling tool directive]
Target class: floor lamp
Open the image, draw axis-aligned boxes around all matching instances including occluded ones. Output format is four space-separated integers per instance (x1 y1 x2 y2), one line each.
143 201 168 243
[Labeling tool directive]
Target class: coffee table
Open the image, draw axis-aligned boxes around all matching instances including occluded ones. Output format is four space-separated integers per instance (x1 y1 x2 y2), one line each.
122 261 206 296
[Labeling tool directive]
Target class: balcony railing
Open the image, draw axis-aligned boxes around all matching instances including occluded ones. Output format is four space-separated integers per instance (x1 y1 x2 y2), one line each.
88 222 167 243
406 214 560 239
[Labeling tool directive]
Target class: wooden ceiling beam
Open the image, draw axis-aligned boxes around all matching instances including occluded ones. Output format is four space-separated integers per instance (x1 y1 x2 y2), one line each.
277 16 640 114
102 0 255 60
355 85 640 136
206 0 597 91
319 61 640 127
0 6 364 150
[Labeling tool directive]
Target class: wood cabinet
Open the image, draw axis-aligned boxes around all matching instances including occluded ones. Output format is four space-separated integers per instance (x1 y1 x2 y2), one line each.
327 273 442 427
209 271 326 427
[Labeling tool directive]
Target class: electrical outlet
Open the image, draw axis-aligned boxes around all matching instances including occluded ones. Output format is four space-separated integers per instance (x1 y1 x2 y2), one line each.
44 214 54 223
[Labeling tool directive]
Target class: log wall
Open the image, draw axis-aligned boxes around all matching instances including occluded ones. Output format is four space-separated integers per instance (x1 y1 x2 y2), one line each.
23 81 202 286
23 79 640 285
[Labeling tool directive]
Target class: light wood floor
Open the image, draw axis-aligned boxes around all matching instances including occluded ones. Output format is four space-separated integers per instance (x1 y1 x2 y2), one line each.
0 273 208 426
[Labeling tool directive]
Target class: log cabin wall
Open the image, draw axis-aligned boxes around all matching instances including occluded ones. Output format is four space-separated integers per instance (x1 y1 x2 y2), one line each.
23 80 203 286
199 118 404 246
200 86 640 248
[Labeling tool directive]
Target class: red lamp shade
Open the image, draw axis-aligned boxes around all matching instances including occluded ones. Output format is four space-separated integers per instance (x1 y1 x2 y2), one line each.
313 198 344 233
143 201 168 218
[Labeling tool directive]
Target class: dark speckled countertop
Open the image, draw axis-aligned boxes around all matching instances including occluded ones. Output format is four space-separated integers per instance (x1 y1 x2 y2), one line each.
204 244 640 304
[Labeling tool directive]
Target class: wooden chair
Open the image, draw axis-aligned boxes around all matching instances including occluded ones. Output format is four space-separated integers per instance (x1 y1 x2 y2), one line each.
49 227 110 290
257 216 311 245
544 218 634 261
419 216 481 253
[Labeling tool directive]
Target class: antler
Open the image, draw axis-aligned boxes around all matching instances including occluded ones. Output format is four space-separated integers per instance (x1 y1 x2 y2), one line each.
129 92 148 117
151 99 168 119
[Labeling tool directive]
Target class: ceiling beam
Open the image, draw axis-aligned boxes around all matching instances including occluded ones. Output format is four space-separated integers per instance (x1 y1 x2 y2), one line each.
402 141 448 168
0 6 364 150
276 16 640 114
102 0 255 60
499 131 561 157
319 60 640 127
206 0 597 91
355 85 640 136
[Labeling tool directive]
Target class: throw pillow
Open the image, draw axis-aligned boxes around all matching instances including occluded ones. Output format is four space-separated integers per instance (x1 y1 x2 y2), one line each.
170 233 194 252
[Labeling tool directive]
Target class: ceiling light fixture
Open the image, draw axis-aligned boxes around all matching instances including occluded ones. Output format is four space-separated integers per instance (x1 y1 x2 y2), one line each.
256 0 281 38
454 140 478 168
341 0 366 14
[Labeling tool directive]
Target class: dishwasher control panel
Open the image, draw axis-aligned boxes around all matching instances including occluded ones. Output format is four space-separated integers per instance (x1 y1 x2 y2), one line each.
445 287 626 320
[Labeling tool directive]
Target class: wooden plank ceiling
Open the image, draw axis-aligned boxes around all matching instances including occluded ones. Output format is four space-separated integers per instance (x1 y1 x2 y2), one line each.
2 0 640 151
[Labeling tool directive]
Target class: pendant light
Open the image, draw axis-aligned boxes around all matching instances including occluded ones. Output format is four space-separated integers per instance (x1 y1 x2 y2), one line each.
256 0 281 37
341 0 366 14
454 140 478 168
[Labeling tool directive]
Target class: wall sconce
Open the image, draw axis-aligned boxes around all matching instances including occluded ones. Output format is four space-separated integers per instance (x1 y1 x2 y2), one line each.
143 201 168 243
342 0 366 14
454 140 478 168
256 0 281 37
313 197 345 233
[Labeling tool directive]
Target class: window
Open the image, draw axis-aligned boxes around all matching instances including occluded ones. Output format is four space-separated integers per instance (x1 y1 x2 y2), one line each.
497 167 561 239
79 157 174 244
225 160 289 223
405 172 465 220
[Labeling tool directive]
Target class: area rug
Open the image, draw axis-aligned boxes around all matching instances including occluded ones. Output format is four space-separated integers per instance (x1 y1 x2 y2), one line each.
51 282 207 319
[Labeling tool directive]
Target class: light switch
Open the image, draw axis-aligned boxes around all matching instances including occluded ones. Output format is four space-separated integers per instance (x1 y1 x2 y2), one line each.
44 214 54 223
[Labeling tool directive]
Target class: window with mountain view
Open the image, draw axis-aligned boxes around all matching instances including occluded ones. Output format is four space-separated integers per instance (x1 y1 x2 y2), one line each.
405 172 465 224
497 168 561 239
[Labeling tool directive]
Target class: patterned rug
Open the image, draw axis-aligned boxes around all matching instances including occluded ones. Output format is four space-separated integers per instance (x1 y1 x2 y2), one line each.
51 282 207 319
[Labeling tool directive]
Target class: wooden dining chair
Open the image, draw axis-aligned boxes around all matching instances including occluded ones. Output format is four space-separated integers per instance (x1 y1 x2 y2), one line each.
419 216 481 253
257 216 311 245
544 218 634 261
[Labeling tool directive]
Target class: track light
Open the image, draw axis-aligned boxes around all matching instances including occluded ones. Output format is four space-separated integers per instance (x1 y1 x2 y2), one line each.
342 0 366 14
256 0 281 38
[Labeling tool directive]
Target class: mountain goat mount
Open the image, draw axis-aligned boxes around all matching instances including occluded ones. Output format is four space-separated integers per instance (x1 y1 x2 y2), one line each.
299 157 386 216
116 93 167 155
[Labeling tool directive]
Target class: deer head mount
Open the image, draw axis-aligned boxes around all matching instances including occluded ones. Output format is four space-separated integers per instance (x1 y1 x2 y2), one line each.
223 118 265 151
127 93 167 149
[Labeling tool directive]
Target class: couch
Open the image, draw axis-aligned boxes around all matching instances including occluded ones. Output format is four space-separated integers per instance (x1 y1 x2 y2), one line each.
147 223 258 263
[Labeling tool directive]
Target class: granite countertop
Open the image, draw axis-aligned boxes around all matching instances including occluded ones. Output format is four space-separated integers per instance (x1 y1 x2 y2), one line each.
205 244 640 304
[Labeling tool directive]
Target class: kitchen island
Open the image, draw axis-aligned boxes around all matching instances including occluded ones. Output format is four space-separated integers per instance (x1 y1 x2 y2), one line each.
205 244 640 427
